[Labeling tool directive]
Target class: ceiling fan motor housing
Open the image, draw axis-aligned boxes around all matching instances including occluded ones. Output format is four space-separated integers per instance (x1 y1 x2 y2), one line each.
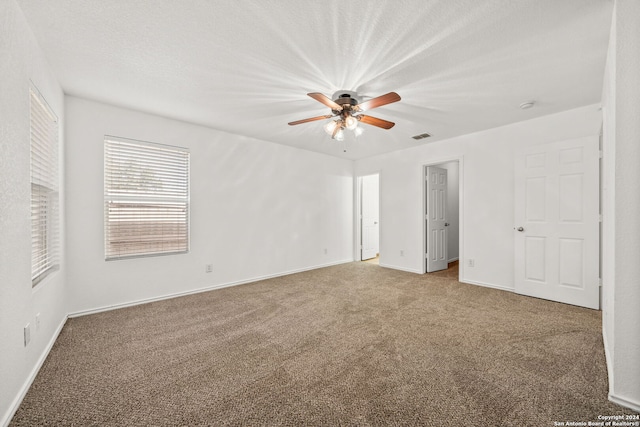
332 90 359 105
332 91 360 116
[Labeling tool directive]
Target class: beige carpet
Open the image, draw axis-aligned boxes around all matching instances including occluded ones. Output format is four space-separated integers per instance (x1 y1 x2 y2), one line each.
10 262 636 426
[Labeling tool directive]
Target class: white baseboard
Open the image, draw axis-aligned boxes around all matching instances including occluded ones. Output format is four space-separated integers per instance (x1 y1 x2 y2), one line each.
602 323 614 391
608 393 640 413
378 263 423 274
448 257 459 263
603 328 640 413
69 259 354 318
2 315 67 427
460 278 515 293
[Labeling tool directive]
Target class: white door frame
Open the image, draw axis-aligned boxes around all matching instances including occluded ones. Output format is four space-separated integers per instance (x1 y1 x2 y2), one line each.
355 172 381 261
423 157 464 275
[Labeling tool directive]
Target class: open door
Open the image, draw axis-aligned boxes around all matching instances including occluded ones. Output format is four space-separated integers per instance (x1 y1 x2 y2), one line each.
426 166 448 272
361 174 379 260
514 136 599 309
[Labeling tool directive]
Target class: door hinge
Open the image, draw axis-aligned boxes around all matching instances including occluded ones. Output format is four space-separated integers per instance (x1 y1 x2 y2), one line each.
599 150 603 159
599 214 603 222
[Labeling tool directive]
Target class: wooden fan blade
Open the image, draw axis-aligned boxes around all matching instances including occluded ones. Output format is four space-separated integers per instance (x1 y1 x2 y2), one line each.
288 115 333 126
356 92 401 112
357 115 395 129
308 93 343 111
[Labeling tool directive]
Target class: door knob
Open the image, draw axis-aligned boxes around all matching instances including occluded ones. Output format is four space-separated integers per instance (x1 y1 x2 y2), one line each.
374 221 378 224
516 227 524 232
445 223 450 226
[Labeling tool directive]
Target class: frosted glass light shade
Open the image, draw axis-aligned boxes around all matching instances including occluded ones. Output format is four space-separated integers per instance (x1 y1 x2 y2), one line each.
324 120 339 135
345 115 358 130
335 129 345 141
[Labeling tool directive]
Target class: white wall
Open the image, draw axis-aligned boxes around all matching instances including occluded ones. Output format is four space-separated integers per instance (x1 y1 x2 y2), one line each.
601 0 640 411
0 1 67 424
354 105 601 286
65 96 354 314
600 0 617 395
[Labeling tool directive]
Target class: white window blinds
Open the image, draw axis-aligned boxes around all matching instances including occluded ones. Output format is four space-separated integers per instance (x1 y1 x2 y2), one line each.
104 136 190 260
30 88 59 286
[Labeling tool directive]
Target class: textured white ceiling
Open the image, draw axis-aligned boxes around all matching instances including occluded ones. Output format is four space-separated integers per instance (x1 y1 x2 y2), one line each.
16 0 613 160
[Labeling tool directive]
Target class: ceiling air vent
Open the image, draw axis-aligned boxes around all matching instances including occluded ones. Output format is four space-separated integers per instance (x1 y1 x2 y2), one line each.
412 133 431 140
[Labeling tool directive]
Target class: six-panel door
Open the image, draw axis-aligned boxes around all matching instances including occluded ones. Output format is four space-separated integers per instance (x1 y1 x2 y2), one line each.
514 136 599 309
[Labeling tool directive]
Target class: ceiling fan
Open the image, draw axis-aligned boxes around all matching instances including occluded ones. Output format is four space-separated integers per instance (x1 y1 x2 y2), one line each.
288 91 401 140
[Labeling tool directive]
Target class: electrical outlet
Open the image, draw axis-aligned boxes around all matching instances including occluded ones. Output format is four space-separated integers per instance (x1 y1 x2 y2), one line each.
35 313 41 331
467 259 475 267
205 264 213 273
24 323 31 347
400 250 404 257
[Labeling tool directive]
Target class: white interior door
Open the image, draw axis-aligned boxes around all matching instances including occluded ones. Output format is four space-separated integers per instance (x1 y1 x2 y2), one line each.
361 174 379 260
514 136 599 309
426 166 448 272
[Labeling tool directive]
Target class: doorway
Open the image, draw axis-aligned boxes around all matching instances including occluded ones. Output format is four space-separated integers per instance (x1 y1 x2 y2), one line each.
358 173 380 262
423 159 462 274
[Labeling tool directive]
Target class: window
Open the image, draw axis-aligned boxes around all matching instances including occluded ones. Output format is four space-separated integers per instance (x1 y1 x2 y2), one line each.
104 136 190 260
30 87 59 286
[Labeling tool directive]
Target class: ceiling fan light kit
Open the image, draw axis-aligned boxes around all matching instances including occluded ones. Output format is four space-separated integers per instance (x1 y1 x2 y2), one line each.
289 91 401 141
